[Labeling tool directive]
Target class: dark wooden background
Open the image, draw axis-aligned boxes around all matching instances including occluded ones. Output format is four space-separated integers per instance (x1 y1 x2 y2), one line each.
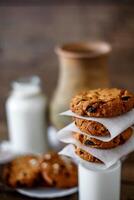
0 1 134 123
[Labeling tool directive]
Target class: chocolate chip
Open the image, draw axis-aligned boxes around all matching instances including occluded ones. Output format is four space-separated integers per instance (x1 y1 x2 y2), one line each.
23 172 27 176
121 96 130 101
60 164 65 169
84 140 94 146
16 180 21 187
53 180 57 186
65 172 70 177
79 150 84 155
120 136 125 144
87 106 97 113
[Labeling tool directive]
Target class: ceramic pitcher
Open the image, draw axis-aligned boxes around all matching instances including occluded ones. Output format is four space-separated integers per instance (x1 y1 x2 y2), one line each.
50 41 111 129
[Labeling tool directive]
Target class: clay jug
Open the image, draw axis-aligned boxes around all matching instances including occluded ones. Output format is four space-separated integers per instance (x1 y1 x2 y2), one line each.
50 41 111 129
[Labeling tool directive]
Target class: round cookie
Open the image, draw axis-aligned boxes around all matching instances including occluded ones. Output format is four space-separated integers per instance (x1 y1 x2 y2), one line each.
74 117 109 136
40 152 78 188
75 147 102 163
70 88 134 117
73 127 132 149
3 155 41 188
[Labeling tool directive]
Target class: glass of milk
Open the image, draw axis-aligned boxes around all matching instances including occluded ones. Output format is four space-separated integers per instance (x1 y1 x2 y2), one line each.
6 76 48 154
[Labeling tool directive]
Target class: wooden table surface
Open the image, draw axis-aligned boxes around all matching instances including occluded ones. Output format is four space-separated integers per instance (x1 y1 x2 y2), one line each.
0 124 134 200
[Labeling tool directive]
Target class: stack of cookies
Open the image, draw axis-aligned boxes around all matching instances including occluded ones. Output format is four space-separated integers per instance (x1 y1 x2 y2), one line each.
69 88 134 163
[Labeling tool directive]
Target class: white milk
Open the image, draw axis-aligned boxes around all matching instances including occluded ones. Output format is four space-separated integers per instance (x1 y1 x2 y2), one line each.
79 161 121 200
6 76 48 154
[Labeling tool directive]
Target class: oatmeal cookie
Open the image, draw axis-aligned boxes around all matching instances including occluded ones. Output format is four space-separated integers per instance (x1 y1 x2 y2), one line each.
75 147 102 163
40 152 78 188
73 127 132 149
70 88 134 117
3 155 41 188
74 117 109 136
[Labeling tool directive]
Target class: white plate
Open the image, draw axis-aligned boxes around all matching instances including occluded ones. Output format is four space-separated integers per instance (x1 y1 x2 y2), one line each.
17 187 78 198
0 141 17 164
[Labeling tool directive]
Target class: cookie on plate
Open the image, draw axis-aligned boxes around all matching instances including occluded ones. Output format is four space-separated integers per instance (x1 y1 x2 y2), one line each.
74 117 110 136
3 155 41 188
73 127 132 149
75 146 102 163
70 88 134 117
40 152 78 188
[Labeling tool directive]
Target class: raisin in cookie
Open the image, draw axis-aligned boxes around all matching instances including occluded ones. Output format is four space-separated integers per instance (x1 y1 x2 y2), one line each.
3 155 41 188
74 117 109 136
73 127 132 149
70 88 134 117
75 147 102 163
40 152 78 188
